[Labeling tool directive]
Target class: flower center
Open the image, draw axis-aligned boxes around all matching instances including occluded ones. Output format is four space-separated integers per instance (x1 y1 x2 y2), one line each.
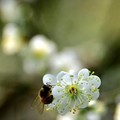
68 85 78 95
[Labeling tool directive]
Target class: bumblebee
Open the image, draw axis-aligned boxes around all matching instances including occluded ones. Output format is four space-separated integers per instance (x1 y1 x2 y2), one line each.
32 84 54 113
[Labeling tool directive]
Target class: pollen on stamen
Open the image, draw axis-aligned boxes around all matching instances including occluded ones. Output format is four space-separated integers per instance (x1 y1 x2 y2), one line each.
97 79 99 82
62 95 64 98
57 83 62 87
70 75 74 78
71 108 77 114
69 86 78 95
91 71 95 75
57 104 61 108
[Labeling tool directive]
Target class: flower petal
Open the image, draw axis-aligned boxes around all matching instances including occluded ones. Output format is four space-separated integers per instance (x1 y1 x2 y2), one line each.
86 87 100 100
91 90 100 100
56 71 67 82
78 68 89 80
57 97 74 115
43 74 56 85
77 94 88 108
88 75 101 88
69 72 78 84
52 86 64 98
79 81 90 90
62 74 72 85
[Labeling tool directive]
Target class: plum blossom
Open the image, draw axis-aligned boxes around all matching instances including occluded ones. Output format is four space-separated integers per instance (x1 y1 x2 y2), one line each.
1 23 23 55
43 68 101 115
49 48 82 73
21 35 56 74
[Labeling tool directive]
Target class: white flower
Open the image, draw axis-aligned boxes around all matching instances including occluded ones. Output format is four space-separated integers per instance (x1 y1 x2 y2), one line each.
21 35 57 74
49 48 82 73
0 0 21 22
1 23 23 55
43 68 101 115
29 35 56 58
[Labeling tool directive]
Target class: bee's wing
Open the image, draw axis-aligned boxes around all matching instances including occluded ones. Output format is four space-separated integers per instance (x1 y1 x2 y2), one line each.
31 90 44 114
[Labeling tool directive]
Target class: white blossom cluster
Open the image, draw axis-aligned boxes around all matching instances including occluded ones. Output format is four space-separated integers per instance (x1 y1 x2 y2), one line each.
43 68 101 115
